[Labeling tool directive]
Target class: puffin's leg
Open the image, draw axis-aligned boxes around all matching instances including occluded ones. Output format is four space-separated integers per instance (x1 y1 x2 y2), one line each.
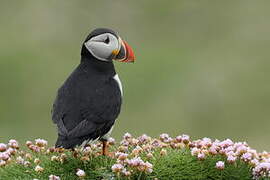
102 140 109 156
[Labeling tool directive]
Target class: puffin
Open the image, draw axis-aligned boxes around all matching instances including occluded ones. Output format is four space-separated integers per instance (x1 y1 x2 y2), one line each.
52 28 135 155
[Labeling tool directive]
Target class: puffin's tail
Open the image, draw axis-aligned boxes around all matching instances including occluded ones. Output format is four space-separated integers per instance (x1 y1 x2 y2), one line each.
55 135 85 149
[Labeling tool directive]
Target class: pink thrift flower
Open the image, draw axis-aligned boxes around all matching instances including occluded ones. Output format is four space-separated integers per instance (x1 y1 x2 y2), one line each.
160 149 167 156
123 133 132 140
191 147 200 156
34 165 44 172
201 138 212 147
253 162 270 179
16 156 24 164
224 146 234 152
23 161 31 167
241 152 252 162
49 175 61 180
209 146 218 155
28 145 41 153
0 152 10 161
160 133 171 143
160 133 169 139
111 163 124 172
8 139 19 149
144 161 153 169
0 143 7 152
197 153 206 160
127 157 144 167
182 134 190 144
107 137 115 145
225 151 235 157
175 135 182 142
227 155 237 164
142 144 152 152
147 152 154 159
220 139 233 148
130 138 139 145
0 160 6 167
151 139 161 147
216 161 225 170
236 145 248 155
131 146 142 155
35 139 48 147
146 168 153 173
138 134 150 144
219 149 226 155
25 140 33 147
34 158 41 164
120 140 129 146
6 147 16 156
122 169 131 176
82 147 92 155
250 159 259 167
76 169 86 177
115 152 128 161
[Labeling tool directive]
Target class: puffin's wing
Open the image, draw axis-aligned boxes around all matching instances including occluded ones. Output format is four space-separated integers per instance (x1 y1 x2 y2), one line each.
54 118 97 138
52 75 121 147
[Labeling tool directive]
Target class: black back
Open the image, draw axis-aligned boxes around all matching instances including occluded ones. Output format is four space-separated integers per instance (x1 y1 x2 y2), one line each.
52 57 122 148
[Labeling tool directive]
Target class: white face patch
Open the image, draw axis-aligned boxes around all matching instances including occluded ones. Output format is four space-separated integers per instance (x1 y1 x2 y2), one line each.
113 74 123 96
84 33 120 61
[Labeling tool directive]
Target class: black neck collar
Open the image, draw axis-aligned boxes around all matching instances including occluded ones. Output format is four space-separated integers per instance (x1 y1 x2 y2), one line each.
80 56 116 75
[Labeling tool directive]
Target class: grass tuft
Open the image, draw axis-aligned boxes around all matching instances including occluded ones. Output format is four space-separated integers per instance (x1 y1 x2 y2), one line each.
0 134 269 180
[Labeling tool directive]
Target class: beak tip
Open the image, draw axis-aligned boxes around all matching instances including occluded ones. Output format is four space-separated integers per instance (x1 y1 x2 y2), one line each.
123 40 135 63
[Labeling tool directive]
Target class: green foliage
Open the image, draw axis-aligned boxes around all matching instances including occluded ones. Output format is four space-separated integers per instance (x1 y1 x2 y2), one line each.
0 151 116 180
151 149 252 180
0 148 254 180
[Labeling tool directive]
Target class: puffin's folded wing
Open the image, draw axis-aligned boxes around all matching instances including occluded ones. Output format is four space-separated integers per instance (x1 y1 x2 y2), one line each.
56 118 68 136
68 119 97 138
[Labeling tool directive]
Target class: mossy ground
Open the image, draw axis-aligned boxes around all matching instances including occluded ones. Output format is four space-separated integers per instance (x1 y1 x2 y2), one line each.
2 134 270 180
0 147 256 180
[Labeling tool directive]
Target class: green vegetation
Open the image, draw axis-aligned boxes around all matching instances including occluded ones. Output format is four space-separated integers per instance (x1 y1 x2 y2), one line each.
0 148 253 180
0 152 115 180
2 134 270 180
152 150 252 180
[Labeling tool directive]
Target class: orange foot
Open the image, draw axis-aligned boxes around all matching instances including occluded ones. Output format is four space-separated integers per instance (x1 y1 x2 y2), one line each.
102 141 114 158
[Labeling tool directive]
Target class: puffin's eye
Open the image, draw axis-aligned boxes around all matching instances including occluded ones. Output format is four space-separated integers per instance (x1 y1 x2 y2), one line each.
104 37 110 44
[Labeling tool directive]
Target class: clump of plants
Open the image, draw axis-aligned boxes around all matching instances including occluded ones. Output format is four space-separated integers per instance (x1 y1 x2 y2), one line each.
0 133 270 179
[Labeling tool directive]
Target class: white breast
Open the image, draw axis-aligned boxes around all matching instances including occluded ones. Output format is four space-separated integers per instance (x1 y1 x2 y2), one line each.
113 74 123 96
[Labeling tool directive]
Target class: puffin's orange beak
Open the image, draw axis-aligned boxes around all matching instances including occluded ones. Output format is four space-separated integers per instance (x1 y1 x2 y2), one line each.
113 39 135 63
120 40 135 63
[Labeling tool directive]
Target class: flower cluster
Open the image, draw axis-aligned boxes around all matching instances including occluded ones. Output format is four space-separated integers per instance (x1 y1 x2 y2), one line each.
110 133 194 178
49 174 61 180
111 134 154 177
76 169 86 177
0 140 20 167
1 134 270 179
113 133 270 179
112 155 153 176
216 161 225 170
188 137 270 179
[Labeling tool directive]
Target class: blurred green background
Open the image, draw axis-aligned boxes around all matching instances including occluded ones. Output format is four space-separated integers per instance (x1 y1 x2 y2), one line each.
0 1 270 150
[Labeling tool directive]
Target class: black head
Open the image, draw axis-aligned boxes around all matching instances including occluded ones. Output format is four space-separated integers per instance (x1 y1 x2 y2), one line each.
84 28 118 43
81 28 135 63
